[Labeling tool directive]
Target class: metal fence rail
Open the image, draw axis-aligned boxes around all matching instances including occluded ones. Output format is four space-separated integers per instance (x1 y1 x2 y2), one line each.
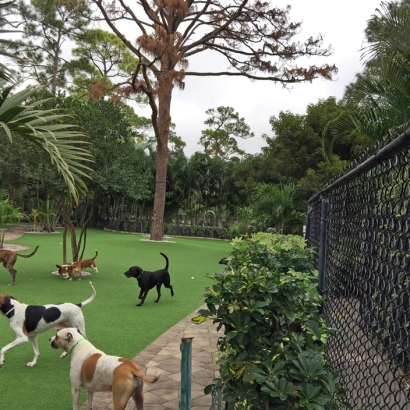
306 128 410 409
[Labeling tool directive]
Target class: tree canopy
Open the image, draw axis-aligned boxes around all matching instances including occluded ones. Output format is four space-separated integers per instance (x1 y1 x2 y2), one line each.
199 106 254 159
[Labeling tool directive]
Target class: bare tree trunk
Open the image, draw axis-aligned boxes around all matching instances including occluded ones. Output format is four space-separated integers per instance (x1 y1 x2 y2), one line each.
150 72 173 241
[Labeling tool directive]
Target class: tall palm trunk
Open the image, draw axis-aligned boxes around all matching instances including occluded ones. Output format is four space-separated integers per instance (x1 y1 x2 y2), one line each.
150 69 173 241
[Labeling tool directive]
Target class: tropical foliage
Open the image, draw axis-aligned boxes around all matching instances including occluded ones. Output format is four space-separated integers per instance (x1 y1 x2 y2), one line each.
0 0 92 202
323 0 410 160
194 236 345 409
0 189 27 247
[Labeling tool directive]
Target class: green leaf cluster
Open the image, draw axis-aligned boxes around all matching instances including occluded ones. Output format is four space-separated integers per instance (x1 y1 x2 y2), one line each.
195 236 345 409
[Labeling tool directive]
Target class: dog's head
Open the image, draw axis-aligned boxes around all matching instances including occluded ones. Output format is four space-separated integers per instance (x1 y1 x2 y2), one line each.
0 294 16 316
49 328 84 352
219 257 229 265
56 264 78 278
124 267 143 279
56 264 73 275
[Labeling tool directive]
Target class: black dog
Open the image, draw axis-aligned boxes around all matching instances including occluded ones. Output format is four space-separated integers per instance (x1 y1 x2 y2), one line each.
124 252 174 307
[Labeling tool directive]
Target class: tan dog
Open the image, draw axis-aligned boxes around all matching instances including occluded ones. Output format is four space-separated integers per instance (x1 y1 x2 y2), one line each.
49 327 160 410
56 250 98 281
0 246 39 285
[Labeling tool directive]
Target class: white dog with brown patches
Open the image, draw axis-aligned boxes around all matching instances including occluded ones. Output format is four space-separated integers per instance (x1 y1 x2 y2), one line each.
0 282 96 367
49 327 160 410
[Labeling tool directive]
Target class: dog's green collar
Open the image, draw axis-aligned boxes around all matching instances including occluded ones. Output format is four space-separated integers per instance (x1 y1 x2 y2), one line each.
69 338 85 355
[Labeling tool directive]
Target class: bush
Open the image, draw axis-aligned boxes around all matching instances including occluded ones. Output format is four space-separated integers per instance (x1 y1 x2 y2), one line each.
194 236 345 409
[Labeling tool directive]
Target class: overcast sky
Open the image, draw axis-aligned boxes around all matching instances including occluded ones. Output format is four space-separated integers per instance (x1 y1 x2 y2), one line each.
132 0 382 157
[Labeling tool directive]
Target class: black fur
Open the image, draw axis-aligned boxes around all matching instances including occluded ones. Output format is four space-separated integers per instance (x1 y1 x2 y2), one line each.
124 252 174 307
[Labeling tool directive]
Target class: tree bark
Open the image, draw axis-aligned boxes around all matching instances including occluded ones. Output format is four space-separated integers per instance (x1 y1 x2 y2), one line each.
150 71 173 241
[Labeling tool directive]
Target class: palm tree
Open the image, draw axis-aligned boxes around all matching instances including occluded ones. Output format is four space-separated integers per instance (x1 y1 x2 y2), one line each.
323 1 410 160
253 183 306 234
0 0 92 201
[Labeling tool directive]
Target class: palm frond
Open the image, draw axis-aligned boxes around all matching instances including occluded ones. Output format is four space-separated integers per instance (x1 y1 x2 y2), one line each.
0 84 93 201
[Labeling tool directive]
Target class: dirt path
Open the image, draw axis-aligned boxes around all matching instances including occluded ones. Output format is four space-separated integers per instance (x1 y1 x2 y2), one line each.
1 225 30 250
3 225 28 240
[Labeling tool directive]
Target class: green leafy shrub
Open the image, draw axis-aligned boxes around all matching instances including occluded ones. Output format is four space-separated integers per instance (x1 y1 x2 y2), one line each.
194 236 345 409
227 221 249 238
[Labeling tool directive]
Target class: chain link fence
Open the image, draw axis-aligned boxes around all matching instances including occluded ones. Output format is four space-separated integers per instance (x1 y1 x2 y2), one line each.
306 128 410 409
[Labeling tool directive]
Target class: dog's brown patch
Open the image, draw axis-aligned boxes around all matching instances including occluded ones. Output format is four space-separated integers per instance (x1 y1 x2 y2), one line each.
0 294 15 314
0 294 10 306
80 353 102 384
115 359 160 383
22 324 28 336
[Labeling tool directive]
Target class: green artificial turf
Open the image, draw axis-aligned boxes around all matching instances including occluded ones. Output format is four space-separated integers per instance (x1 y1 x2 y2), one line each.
0 227 232 409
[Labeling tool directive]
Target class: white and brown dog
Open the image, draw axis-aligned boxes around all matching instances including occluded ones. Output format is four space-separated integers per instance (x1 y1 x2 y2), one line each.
56 250 99 280
0 282 96 367
50 327 160 410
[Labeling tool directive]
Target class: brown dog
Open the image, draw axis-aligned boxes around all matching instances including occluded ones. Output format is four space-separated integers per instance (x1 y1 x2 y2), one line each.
56 250 98 281
0 246 39 285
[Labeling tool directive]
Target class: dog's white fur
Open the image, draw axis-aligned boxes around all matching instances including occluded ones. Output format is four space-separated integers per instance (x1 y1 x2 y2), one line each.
0 282 96 367
50 327 161 410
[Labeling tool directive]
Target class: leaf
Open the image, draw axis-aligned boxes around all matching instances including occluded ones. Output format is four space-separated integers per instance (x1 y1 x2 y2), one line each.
305 319 322 340
191 315 211 324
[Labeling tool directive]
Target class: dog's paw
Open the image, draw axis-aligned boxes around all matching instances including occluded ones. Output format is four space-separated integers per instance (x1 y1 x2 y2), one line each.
60 352 67 359
26 361 36 367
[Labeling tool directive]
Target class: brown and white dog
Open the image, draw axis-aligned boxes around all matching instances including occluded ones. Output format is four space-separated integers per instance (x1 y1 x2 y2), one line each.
50 327 160 410
0 282 96 367
56 250 99 280
0 246 39 285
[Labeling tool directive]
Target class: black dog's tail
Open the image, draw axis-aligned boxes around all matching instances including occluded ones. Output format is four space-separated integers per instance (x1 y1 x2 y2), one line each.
15 246 39 258
160 252 169 270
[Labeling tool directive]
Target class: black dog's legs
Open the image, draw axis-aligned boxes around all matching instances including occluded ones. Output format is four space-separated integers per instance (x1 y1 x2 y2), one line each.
154 284 162 303
138 289 144 300
136 291 148 307
164 276 174 297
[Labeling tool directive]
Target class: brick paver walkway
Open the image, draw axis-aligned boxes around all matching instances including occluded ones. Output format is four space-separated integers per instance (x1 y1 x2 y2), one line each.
80 309 220 410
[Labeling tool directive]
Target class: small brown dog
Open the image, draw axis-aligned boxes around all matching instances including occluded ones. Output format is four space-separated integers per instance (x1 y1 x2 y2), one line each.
56 250 98 281
0 246 39 285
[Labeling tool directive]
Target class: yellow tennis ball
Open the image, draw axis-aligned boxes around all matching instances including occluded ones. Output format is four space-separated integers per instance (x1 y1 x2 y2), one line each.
191 276 195 280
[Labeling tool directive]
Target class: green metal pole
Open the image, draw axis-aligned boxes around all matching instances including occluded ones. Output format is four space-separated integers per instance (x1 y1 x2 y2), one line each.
180 337 193 409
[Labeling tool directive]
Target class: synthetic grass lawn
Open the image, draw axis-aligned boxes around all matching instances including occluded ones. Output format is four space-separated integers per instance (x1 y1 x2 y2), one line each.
0 227 232 410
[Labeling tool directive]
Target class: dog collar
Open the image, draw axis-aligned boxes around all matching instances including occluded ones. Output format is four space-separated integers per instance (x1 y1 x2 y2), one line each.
4 306 14 318
69 338 85 355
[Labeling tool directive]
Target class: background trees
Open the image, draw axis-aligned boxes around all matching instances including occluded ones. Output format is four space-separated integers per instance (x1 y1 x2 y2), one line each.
10 0 91 94
0 0 390 241
92 0 337 241
199 106 254 159
67 28 141 100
